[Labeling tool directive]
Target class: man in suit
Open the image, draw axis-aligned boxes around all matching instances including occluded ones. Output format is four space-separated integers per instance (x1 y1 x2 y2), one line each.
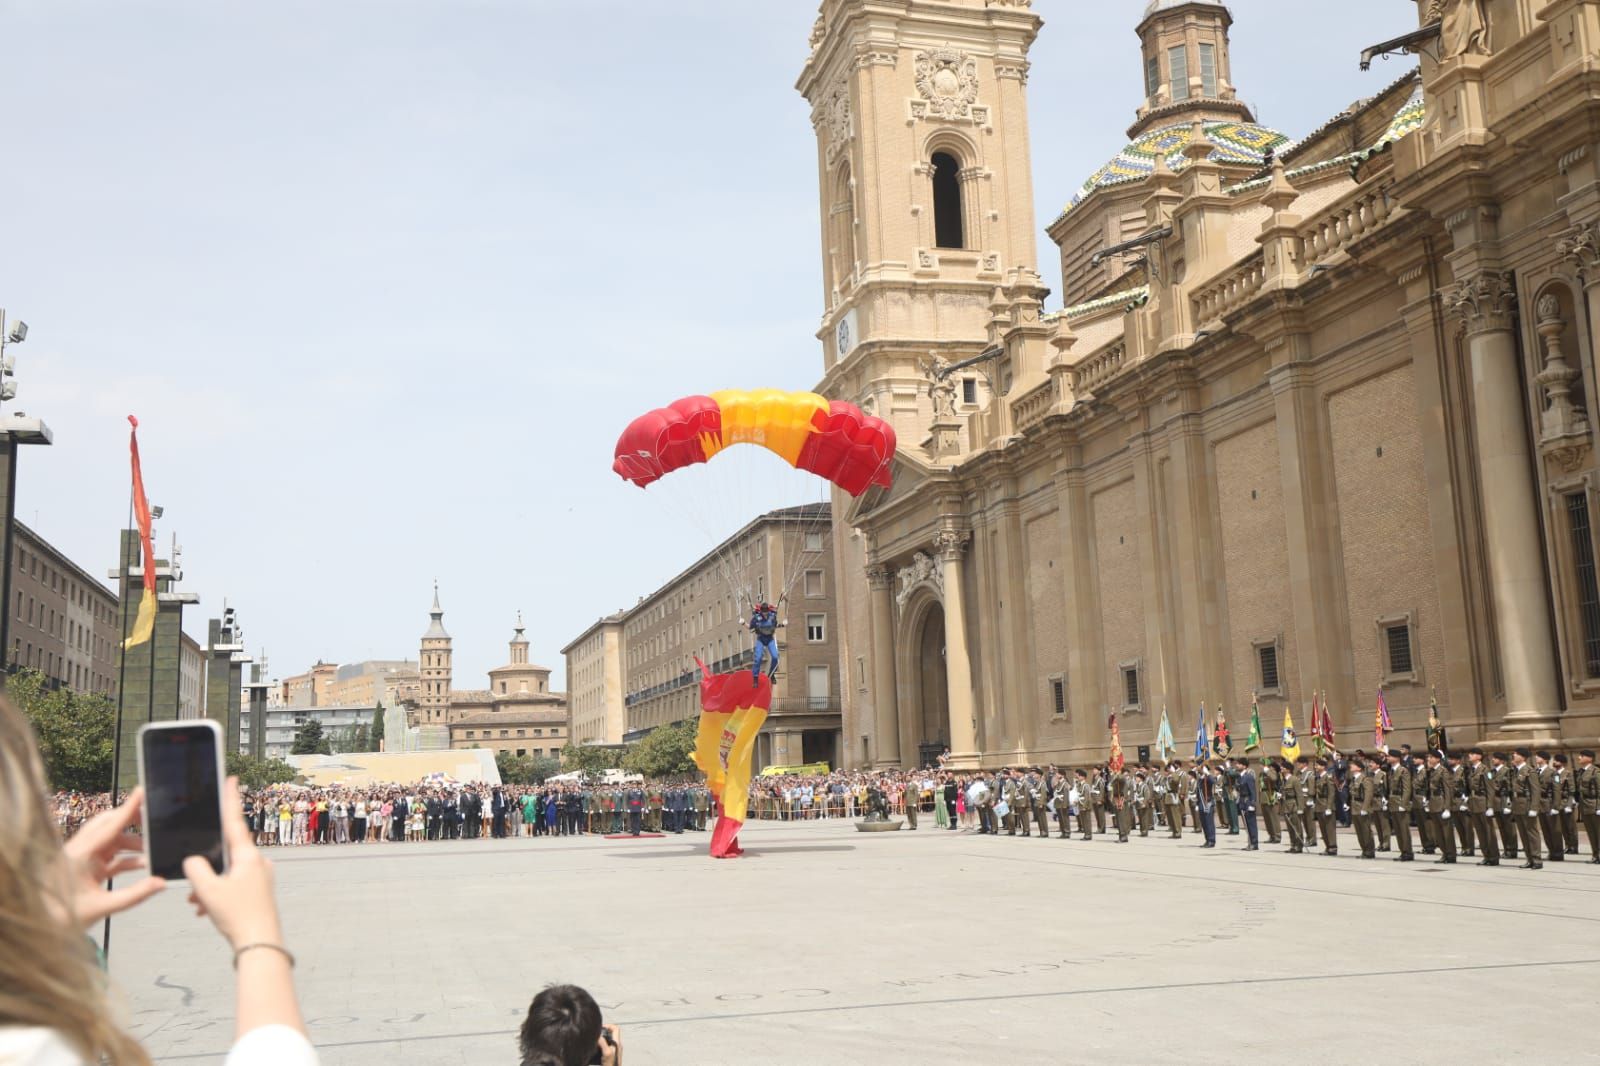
1385 749 1414 861
491 787 509 839
1511 748 1543 869
1195 762 1218 848
1234 758 1259 850
1576 750 1600 862
1467 748 1499 866
1314 758 1338 855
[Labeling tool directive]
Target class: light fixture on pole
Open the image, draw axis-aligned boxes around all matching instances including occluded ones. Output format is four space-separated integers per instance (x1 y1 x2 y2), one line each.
0 309 52 683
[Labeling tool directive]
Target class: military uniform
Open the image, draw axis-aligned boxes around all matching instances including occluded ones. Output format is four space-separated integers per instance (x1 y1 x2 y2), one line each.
1554 759 1579 856
693 786 710 830
1091 771 1108 834
1386 757 1414 860
1576 757 1600 862
1350 766 1377 858
1030 775 1050 838
1260 762 1282 844
1050 772 1072 838
1075 774 1093 840
1536 761 1562 861
1314 766 1338 855
1423 761 1456 863
1450 760 1474 855
1134 772 1154 837
1297 764 1319 848
1280 764 1305 853
1369 763 1391 851
1489 759 1518 859
904 781 919 829
1111 769 1133 842
1412 762 1434 853
1512 757 1543 868
647 787 664 833
1467 758 1499 865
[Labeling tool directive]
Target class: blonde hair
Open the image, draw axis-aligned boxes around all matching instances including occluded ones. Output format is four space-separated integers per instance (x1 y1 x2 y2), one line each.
0 696 152 1065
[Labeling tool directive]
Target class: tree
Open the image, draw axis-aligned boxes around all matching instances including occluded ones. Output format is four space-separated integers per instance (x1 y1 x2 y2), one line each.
562 741 623 773
11 669 115 792
226 751 297 790
327 723 372 754
622 720 698 778
371 705 386 750
291 719 330 756
496 751 564 785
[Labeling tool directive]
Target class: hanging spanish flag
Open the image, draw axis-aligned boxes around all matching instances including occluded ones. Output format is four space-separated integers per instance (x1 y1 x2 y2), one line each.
122 416 157 649
692 659 770 859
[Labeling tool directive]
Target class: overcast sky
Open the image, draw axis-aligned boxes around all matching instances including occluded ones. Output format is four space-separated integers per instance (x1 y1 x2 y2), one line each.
1 0 1409 689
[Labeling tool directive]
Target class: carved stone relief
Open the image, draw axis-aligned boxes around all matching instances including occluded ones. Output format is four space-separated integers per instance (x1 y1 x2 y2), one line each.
913 49 981 121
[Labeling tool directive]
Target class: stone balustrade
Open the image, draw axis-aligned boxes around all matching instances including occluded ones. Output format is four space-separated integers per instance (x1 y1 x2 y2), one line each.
1011 378 1056 432
1192 252 1267 325
1301 186 1394 266
1072 342 1126 396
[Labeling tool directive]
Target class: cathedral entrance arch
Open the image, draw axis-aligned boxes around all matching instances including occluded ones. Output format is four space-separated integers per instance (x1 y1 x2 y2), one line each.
897 591 949 767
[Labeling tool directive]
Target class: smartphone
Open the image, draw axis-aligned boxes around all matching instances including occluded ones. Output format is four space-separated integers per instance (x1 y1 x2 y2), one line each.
137 719 227 880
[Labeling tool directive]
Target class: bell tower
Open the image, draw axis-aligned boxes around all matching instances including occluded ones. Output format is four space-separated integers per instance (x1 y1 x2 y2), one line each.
419 581 453 724
798 0 1045 444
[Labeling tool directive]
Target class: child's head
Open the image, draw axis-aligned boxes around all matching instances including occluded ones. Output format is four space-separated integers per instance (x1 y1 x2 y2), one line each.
518 984 602 1066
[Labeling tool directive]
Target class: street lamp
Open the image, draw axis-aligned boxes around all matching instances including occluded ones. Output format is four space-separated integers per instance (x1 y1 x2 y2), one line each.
0 309 53 682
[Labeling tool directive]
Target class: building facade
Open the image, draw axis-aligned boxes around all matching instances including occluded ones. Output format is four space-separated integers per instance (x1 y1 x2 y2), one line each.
802 0 1600 769
261 704 380 762
279 661 337 708
10 521 120 696
618 505 842 770
325 659 419 708
179 631 205 719
445 615 568 756
561 613 626 746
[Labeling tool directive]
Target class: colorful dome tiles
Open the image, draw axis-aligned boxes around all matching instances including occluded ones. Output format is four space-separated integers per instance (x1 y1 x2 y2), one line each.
1066 120 1293 211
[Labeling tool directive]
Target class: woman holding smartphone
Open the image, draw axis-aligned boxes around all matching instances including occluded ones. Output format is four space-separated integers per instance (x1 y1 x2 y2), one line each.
0 698 319 1065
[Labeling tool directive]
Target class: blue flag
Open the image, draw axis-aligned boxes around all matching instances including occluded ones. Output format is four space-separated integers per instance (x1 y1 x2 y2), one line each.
1193 702 1210 761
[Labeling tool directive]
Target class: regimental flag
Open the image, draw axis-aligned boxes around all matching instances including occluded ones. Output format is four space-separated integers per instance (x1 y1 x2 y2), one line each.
1375 688 1393 752
1108 712 1125 772
1194 702 1210 762
1426 687 1447 756
1246 694 1263 753
1155 706 1176 762
122 416 157 649
1310 691 1325 757
1319 690 1338 754
1212 707 1232 757
692 659 771 859
1280 704 1300 761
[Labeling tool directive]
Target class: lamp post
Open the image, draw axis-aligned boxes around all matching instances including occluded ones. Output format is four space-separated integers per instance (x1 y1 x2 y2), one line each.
0 309 52 683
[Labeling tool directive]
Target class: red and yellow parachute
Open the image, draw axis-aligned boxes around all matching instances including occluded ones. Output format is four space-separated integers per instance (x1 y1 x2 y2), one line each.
612 388 895 497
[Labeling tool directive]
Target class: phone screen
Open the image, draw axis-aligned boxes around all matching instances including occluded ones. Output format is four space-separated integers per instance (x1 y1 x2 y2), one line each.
141 724 224 880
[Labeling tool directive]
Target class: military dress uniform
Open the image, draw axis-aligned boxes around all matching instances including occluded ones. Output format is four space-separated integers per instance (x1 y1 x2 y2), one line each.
1111 770 1133 843
1298 764 1319 849
1450 760 1474 856
1260 762 1282 844
1031 775 1051 838
1074 774 1093 840
1555 760 1579 855
1314 767 1338 855
1537 762 1563 861
1368 762 1391 851
1280 765 1305 853
1423 762 1457 863
1412 763 1435 853
1576 757 1600 861
1350 767 1377 858
1135 772 1155 837
1489 761 1518 859
1512 758 1544 868
1468 759 1499 865
903 782 919 829
1386 758 1414 860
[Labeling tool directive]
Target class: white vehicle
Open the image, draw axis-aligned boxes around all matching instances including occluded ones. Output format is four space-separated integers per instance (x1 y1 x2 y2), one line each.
600 768 643 786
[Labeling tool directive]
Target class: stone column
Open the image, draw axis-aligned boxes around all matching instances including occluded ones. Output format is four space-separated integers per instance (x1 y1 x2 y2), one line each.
935 527 979 766
1448 270 1562 733
866 565 901 767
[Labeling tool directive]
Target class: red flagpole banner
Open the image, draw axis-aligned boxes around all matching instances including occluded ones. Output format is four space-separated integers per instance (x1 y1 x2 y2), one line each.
691 661 771 859
123 416 157 649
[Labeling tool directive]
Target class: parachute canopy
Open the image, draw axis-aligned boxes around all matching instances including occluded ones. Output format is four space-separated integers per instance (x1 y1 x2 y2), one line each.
612 388 895 497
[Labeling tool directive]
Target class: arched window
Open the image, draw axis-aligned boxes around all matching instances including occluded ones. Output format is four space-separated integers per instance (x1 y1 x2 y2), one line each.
931 151 965 249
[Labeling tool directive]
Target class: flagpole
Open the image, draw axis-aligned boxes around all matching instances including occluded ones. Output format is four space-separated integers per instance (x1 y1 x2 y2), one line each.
102 491 134 958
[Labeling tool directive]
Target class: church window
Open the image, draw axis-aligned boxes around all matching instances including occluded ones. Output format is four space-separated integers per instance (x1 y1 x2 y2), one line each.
931 151 965 249
1121 662 1141 709
1168 46 1189 102
1049 675 1066 717
1198 43 1217 98
1378 616 1417 683
1566 492 1600 678
1256 642 1280 693
962 377 977 405
804 570 824 597
1145 54 1159 98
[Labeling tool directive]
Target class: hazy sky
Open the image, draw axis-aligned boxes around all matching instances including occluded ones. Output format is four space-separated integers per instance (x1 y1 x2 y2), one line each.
1 0 1409 688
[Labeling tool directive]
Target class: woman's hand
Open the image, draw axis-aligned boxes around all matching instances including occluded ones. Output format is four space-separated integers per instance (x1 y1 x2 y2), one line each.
597 1024 622 1066
183 777 283 949
62 787 167 927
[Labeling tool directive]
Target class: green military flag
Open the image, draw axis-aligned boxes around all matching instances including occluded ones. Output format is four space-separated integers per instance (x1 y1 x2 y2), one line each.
1246 694 1263 752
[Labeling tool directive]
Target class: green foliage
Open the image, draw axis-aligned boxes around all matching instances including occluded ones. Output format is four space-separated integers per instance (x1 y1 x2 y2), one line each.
371 705 386 747
496 751 564 785
327 723 373 754
562 742 623 772
226 751 297 790
290 718 330 755
10 669 115 792
621 720 698 778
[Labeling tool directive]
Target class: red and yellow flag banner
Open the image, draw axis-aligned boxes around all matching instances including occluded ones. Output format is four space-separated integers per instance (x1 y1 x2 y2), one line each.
123 416 157 649
692 660 770 859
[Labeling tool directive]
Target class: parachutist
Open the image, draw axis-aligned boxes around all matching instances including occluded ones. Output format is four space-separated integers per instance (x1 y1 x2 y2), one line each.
745 602 785 686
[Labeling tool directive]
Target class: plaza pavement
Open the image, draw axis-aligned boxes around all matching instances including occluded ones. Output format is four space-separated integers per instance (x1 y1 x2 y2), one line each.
108 817 1600 1065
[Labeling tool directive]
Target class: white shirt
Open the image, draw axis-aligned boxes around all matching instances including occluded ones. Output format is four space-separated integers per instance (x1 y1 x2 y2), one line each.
0 1024 318 1066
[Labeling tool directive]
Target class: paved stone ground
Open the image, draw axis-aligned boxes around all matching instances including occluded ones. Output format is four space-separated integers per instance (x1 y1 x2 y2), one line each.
109 818 1600 1065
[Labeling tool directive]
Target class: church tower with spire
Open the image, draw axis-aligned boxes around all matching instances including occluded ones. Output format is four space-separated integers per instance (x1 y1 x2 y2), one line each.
419 582 453 723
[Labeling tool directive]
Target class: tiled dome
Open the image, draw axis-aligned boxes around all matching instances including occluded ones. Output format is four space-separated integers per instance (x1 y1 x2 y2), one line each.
1066 119 1290 211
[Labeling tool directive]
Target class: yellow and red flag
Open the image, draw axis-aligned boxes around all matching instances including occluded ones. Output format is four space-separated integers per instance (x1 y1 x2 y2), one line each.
692 659 770 858
122 416 157 649
1108 712 1125 772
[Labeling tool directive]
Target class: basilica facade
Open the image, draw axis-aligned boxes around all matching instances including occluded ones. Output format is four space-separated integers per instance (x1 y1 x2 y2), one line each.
801 0 1600 768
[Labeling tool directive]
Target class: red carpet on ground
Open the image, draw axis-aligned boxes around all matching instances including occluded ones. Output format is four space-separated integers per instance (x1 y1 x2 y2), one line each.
602 833 666 839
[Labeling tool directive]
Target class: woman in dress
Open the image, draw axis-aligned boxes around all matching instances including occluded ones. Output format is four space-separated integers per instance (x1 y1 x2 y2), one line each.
956 777 969 829
277 798 293 846
545 790 559 836
934 774 950 829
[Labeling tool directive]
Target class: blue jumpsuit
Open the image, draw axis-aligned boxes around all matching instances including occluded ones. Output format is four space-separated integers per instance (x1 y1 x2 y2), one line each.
750 608 780 682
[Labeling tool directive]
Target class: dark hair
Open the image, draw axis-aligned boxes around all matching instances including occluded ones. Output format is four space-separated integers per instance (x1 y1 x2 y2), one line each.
519 985 602 1066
